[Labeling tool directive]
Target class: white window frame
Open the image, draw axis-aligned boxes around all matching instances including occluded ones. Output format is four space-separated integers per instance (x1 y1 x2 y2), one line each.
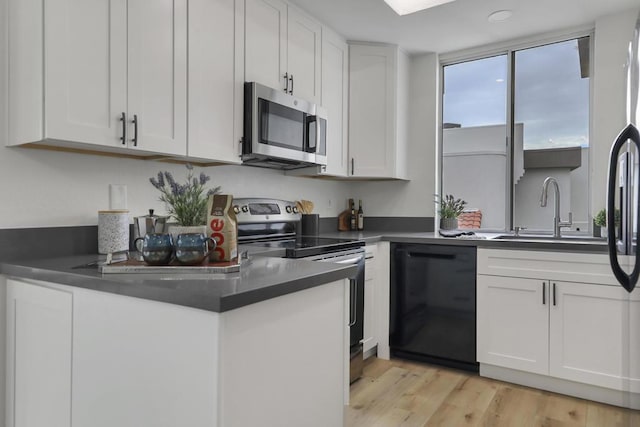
437 25 595 232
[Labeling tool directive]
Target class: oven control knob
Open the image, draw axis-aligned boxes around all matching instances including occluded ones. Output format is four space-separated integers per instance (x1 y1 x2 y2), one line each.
292 206 299 214
233 205 240 214
286 206 292 213
241 205 249 213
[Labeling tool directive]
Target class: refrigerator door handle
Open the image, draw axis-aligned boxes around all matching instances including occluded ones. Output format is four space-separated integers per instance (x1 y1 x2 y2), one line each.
607 123 640 293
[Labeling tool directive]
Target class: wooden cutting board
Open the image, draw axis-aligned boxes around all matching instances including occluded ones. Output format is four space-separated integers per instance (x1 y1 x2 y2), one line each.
337 210 351 231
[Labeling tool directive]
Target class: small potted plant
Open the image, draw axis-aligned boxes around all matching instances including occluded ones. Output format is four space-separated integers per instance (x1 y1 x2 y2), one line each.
594 208 620 238
150 164 221 238
436 194 467 230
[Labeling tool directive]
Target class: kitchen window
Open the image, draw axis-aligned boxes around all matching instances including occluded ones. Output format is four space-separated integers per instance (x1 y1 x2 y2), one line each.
441 35 591 232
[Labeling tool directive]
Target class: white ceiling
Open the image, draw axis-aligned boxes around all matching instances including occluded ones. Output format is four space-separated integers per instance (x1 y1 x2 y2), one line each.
288 0 640 54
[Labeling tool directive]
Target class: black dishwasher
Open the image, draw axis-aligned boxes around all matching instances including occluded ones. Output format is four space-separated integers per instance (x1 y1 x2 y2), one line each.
390 243 478 372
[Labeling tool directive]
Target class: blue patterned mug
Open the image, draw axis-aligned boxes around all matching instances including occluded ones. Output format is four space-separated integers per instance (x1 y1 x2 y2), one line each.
134 233 174 266
175 233 216 265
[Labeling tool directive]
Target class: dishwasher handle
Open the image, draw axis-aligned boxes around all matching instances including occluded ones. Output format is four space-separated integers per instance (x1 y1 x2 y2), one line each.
407 251 456 259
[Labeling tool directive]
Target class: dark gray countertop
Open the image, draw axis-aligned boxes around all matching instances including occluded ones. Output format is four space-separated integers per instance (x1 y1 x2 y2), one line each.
0 254 356 313
319 231 609 253
0 229 606 314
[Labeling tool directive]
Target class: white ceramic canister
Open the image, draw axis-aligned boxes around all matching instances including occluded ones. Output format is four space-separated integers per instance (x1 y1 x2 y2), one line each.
98 210 130 254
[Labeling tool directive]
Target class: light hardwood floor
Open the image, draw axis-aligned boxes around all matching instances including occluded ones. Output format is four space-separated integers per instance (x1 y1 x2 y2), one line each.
345 358 640 427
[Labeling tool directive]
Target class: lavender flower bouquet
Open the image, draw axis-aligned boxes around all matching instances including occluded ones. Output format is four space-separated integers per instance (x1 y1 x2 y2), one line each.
150 164 221 226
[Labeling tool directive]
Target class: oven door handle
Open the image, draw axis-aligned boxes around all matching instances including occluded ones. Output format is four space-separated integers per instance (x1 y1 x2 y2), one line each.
349 278 357 327
334 256 364 265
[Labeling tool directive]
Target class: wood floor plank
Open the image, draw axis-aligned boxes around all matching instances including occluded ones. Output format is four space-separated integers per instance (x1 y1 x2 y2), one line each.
347 366 427 426
424 376 499 426
532 392 588 426
369 407 425 427
346 357 640 427
395 368 465 421
586 401 640 427
479 385 544 427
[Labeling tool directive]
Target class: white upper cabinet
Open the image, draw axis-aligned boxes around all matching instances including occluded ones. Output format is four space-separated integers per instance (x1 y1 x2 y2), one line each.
245 0 288 93
45 0 128 148
8 0 245 163
286 7 322 103
127 0 187 156
44 0 187 156
348 43 408 179
188 0 243 163
285 26 348 178
245 0 321 103
320 28 349 177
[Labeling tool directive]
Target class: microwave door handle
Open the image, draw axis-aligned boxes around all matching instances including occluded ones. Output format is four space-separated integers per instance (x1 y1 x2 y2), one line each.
317 117 323 155
306 115 317 153
607 123 640 292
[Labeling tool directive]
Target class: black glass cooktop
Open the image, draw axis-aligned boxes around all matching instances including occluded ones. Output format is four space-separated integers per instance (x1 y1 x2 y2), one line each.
247 236 364 258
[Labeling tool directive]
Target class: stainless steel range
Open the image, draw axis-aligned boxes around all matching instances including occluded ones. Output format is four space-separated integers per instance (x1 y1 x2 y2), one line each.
235 198 365 383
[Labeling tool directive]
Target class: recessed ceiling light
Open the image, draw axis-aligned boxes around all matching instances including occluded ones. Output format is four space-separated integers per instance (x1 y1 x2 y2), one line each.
383 0 457 16
488 10 513 22
496 78 505 83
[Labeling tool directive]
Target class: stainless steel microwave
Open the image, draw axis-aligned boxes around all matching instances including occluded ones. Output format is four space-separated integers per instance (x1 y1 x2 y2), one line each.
242 82 327 169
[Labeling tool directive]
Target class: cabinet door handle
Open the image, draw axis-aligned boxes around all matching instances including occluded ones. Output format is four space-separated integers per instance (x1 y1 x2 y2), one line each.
351 158 355 175
284 72 289 93
289 74 294 95
552 282 557 306
119 112 127 145
542 281 546 305
131 114 138 147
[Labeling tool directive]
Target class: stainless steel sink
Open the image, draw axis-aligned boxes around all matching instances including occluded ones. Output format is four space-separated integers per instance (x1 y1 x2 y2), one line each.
492 234 606 244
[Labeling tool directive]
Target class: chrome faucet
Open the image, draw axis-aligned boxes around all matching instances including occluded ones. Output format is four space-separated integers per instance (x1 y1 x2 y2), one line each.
540 177 573 238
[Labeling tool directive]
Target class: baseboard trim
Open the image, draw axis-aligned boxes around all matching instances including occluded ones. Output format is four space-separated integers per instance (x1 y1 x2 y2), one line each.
481 364 640 410
363 346 377 360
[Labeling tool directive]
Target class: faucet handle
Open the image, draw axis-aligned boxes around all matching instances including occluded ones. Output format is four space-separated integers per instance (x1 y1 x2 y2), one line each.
514 226 527 236
560 212 573 228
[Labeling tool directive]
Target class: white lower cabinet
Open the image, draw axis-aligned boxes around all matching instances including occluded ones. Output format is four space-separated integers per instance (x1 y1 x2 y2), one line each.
5 277 347 427
360 242 392 360
549 281 640 392
6 279 72 427
477 248 640 408
477 275 549 375
362 244 378 356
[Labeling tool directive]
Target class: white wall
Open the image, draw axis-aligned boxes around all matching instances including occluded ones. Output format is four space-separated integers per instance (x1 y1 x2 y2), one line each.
350 53 439 218
0 148 351 227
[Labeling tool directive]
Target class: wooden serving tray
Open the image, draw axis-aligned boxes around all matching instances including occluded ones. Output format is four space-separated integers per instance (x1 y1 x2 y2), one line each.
100 257 242 274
